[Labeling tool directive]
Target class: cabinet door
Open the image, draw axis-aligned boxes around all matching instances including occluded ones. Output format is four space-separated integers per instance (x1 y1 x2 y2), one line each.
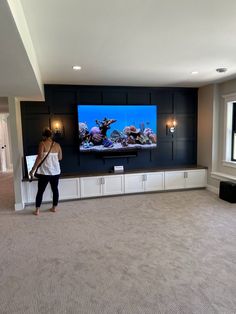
103 175 124 195
124 173 144 193
80 176 102 198
185 170 206 188
164 171 185 190
59 178 80 200
144 172 164 192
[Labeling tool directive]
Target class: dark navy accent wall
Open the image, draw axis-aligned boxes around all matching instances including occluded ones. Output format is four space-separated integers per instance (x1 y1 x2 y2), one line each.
21 85 198 175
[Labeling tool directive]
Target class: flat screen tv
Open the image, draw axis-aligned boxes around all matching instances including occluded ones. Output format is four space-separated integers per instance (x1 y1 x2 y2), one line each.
78 104 157 153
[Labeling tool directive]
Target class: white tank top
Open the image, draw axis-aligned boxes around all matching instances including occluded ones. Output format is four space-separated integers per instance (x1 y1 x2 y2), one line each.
37 152 61 175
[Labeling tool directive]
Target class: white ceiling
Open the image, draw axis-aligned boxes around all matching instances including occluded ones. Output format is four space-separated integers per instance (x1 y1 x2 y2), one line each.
0 0 43 98
1 0 236 98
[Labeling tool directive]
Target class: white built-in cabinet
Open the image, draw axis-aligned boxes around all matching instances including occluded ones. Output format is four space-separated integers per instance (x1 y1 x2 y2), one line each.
22 178 80 204
23 181 52 203
80 176 102 198
164 171 186 190
164 169 206 190
185 170 207 188
22 169 206 205
80 174 124 198
103 175 124 195
124 173 145 193
59 178 80 200
124 172 164 194
143 172 165 191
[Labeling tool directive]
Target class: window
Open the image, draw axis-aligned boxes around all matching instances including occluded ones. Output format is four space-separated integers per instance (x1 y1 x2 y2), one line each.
211 93 236 181
222 95 236 167
232 102 236 161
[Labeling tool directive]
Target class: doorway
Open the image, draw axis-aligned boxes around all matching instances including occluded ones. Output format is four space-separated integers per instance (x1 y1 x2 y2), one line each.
0 113 12 172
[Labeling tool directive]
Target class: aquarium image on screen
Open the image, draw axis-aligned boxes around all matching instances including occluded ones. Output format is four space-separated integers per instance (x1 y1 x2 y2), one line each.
78 105 157 152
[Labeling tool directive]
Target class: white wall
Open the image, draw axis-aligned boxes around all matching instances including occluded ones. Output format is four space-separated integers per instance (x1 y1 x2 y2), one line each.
0 97 8 113
0 98 12 171
0 114 12 171
198 78 236 191
8 97 24 210
198 85 214 169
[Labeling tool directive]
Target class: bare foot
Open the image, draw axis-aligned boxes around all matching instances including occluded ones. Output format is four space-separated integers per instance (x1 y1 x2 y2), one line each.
49 207 56 213
33 209 39 215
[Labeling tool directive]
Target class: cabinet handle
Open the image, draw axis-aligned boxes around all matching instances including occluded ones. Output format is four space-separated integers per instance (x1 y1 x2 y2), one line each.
185 172 188 178
143 174 147 181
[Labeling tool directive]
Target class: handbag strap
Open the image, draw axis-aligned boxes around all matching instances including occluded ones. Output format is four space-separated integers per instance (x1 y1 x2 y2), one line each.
36 141 54 170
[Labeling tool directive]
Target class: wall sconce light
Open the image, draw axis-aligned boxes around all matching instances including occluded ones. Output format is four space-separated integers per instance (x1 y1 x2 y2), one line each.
52 120 64 137
166 119 177 134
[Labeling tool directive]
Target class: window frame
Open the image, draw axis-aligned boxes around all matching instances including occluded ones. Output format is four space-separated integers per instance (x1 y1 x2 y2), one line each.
232 102 236 161
222 94 236 168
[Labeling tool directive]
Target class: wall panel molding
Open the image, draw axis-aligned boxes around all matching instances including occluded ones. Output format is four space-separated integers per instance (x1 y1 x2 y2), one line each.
20 85 198 175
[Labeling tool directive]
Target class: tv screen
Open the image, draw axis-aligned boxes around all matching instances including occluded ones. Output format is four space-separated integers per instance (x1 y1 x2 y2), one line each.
78 105 157 152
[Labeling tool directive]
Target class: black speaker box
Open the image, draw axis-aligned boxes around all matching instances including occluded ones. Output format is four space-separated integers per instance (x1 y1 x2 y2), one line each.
219 181 236 203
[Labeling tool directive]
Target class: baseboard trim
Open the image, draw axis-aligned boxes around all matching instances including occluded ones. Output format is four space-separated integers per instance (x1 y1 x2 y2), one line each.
15 202 25 211
206 184 219 195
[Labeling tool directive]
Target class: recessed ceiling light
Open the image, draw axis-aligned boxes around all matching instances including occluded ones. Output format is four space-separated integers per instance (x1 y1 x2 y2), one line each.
72 65 82 71
216 67 227 73
191 71 199 75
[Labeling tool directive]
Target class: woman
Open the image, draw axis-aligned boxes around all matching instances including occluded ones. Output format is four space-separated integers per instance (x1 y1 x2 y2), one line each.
29 128 62 215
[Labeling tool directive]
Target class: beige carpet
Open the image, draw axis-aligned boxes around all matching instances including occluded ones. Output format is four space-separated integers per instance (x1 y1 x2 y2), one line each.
0 173 236 314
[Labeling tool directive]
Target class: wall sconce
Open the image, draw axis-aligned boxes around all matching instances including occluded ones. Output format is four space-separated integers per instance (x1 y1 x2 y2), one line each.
166 119 177 134
52 120 64 137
